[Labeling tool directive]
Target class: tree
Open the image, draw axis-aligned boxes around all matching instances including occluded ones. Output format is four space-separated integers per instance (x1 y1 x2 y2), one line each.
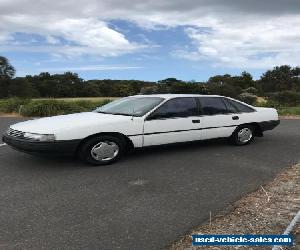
208 72 254 89
0 57 298 99
0 56 16 97
8 78 39 97
259 65 300 93
0 56 15 79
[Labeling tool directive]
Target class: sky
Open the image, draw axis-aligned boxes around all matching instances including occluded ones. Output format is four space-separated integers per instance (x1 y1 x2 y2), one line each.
1 0 300 81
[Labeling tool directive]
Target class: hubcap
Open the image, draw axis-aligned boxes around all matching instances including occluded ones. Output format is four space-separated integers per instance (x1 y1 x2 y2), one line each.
238 128 252 143
91 141 119 161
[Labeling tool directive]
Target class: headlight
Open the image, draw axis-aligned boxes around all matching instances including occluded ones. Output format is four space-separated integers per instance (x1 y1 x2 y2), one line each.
23 132 56 142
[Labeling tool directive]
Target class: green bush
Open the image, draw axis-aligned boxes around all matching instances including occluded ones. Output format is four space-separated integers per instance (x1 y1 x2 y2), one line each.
0 98 113 117
254 100 274 108
268 91 300 106
237 92 257 105
252 99 300 116
277 106 300 116
19 99 112 117
20 100 85 117
0 97 30 113
74 99 111 110
244 87 258 94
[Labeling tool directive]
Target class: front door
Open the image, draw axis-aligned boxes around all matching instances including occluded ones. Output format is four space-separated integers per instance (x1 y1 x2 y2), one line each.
143 97 201 146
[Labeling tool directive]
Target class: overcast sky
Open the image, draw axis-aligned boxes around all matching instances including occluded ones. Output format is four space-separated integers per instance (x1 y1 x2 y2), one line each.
1 0 300 80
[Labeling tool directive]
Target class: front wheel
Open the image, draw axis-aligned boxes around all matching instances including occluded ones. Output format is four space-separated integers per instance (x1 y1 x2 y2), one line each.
79 135 125 165
230 125 254 146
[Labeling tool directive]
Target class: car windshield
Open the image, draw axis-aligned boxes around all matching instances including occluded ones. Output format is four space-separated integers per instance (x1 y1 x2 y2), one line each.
95 97 164 116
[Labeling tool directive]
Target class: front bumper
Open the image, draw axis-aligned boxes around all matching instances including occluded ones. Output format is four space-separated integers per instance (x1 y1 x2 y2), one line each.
259 120 280 132
2 135 81 156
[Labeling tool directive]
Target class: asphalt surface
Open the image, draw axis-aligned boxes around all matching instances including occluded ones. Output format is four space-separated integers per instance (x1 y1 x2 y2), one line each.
0 117 299 250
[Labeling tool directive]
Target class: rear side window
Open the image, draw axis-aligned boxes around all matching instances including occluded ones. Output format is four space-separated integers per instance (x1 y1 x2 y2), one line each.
225 98 255 113
151 97 198 119
199 97 228 115
222 98 238 113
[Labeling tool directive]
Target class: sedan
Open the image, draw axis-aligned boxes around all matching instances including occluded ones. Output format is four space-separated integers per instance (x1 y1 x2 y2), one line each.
2 94 280 165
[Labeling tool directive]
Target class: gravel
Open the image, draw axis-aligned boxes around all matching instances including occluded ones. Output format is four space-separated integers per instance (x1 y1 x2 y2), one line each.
169 163 300 250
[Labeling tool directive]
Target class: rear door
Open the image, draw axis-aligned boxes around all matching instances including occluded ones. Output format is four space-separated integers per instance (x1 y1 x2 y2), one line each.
198 97 238 140
222 97 257 124
143 97 202 146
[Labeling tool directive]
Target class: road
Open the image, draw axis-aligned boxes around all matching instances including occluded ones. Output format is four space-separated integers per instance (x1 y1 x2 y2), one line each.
0 117 299 250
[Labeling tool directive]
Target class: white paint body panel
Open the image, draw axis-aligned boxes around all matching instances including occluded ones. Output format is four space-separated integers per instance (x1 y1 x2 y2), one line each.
199 114 237 140
11 112 145 147
9 95 279 148
143 116 202 146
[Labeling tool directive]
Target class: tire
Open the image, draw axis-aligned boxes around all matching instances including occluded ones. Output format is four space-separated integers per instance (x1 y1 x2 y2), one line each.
230 125 254 146
79 135 125 165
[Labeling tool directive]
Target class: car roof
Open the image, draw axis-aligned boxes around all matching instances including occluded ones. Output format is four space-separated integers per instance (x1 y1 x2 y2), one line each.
132 94 222 99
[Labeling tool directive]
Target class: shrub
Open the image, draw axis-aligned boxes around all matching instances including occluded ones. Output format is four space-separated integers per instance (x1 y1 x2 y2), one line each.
237 92 257 105
261 100 281 108
19 99 112 117
244 87 258 94
140 86 160 94
20 100 86 117
0 97 30 113
277 106 300 116
73 99 111 110
0 98 113 117
207 83 242 98
268 91 300 106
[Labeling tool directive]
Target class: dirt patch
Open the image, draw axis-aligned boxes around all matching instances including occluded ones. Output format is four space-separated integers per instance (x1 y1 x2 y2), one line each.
0 112 22 117
169 164 300 250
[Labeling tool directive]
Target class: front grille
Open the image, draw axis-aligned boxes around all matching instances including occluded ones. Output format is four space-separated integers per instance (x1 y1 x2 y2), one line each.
6 128 26 139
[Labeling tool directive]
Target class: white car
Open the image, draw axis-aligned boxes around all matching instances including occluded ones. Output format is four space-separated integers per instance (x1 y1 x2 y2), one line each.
3 94 280 165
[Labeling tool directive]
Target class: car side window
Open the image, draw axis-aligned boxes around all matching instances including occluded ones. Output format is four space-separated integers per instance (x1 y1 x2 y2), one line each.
222 98 238 113
149 98 198 119
225 98 255 113
199 97 228 115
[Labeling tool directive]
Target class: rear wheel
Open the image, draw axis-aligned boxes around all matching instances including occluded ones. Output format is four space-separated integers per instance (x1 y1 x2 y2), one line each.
79 135 125 165
230 125 254 146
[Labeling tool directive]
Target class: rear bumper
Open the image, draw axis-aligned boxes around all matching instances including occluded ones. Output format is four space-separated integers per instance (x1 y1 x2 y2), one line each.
2 135 80 156
259 120 280 132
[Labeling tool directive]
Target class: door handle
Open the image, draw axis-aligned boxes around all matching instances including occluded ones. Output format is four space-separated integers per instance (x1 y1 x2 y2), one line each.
232 116 239 120
192 119 200 123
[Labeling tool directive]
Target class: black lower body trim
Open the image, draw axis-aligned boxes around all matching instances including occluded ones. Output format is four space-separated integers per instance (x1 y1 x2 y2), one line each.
259 120 280 132
2 135 81 156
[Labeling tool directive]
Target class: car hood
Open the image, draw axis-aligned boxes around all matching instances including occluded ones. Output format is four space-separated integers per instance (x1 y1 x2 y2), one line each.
10 112 131 134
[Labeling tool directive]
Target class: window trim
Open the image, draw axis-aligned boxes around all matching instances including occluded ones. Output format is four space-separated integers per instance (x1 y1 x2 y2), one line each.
145 97 200 120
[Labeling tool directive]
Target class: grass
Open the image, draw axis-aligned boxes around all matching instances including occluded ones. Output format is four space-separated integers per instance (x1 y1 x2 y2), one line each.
277 106 300 116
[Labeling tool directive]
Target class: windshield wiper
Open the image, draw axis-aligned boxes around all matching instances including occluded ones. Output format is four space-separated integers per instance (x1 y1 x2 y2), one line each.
96 111 138 116
96 111 111 114
110 112 133 116
96 111 131 116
